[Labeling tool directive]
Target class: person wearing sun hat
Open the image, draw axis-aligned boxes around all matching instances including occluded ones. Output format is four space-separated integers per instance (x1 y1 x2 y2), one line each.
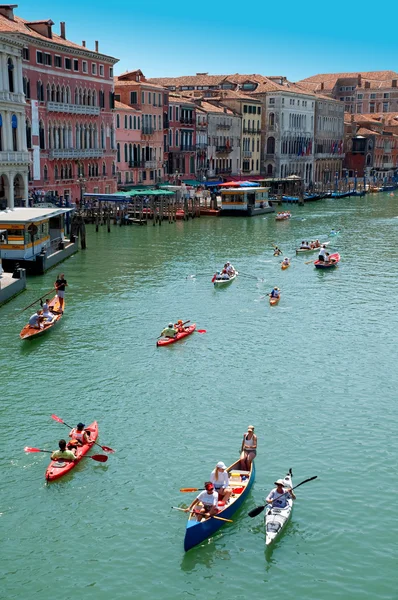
210 461 232 504
185 481 219 521
266 478 296 509
240 425 257 470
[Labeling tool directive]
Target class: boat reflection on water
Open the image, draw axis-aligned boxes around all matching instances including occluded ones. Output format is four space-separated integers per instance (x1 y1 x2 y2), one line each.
180 539 231 572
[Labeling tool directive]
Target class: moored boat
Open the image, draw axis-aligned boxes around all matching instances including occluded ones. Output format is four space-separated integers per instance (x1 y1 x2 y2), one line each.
157 324 196 346
265 469 293 546
213 271 238 286
20 295 64 340
314 252 340 269
45 421 98 481
184 458 255 551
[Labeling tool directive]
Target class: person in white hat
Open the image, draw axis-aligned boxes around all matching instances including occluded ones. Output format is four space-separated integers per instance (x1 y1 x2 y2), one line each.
210 461 232 504
266 478 296 509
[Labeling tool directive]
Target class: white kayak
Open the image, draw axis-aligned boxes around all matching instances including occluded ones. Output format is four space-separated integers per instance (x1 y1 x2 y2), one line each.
296 241 330 254
213 271 238 286
265 469 294 546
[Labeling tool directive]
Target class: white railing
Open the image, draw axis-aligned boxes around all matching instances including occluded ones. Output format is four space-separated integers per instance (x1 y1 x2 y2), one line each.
144 161 157 169
47 102 100 116
243 151 252 158
0 91 25 103
49 148 104 159
0 151 30 164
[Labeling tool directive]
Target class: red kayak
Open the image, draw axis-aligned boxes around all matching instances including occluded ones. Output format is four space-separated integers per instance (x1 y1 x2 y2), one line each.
314 252 340 269
157 324 196 346
45 421 98 481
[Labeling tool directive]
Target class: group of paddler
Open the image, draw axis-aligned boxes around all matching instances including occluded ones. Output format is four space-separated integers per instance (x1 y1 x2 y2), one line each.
20 274 68 339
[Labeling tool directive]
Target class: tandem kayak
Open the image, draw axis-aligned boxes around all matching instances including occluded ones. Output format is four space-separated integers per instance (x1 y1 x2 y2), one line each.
157 324 196 346
20 295 64 340
265 469 294 546
213 271 238 286
45 421 98 481
184 458 255 551
269 294 281 306
296 241 330 254
314 252 340 269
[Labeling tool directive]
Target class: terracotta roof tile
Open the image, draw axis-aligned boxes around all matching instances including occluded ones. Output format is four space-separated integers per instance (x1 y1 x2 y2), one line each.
0 13 117 60
356 127 380 136
297 71 398 92
114 101 140 112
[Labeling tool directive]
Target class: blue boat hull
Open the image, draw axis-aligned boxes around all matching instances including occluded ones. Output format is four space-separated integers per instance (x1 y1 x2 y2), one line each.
183 459 255 551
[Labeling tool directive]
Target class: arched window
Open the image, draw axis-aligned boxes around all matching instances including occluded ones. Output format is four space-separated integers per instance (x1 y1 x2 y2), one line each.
95 163 98 177
175 130 179 147
87 90 92 106
269 113 275 127
116 114 120 128
112 162 116 175
267 164 273 175
129 143 132 162
124 143 128 162
61 86 65 103
266 137 275 155
92 90 96 106
102 162 106 176
51 84 56 102
133 116 136 129
65 86 71 104
39 121 45 149
74 88 78 104
23 77 31 99
124 115 128 129
37 80 44 102
7 58 14 93
0 114 3 151
117 143 120 163
82 89 87 105
26 119 32 149
129 115 132 129
101 124 105 149
56 85 61 103
43 165 48 181
11 114 18 151
54 164 59 180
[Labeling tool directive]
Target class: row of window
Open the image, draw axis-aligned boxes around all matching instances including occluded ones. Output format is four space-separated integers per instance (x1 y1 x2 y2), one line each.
316 116 343 134
42 162 116 181
22 47 113 78
242 138 260 153
127 91 163 107
269 97 314 108
25 120 115 151
116 143 161 164
117 169 163 184
31 80 113 109
243 105 261 115
168 106 194 122
168 130 194 149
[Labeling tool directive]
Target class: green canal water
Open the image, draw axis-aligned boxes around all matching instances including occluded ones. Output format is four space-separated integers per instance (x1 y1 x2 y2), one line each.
1 193 398 599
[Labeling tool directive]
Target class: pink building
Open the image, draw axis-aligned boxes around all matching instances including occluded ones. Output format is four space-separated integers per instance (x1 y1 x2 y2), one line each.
0 5 118 204
115 101 141 186
114 70 166 184
166 93 196 181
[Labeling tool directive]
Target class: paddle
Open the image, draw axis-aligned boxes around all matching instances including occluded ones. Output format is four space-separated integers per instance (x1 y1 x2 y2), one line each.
51 414 115 453
197 329 206 334
24 447 108 462
248 476 318 518
20 289 57 312
171 506 233 523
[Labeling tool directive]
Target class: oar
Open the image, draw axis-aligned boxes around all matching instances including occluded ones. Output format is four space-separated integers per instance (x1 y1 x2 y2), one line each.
20 289 57 312
248 476 317 518
24 447 108 462
171 506 233 523
51 414 115 453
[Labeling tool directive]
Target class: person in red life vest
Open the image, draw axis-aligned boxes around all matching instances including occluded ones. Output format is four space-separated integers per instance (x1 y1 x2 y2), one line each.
174 319 185 333
68 423 91 449
185 482 219 521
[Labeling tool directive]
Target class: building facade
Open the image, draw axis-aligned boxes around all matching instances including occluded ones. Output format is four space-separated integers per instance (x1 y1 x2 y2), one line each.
313 97 345 184
0 30 29 209
167 93 196 181
114 101 141 186
0 5 119 204
114 70 167 185
298 71 398 115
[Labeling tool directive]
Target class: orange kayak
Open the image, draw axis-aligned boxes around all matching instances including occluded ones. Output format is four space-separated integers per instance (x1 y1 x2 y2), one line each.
20 295 64 340
281 263 290 270
269 294 281 306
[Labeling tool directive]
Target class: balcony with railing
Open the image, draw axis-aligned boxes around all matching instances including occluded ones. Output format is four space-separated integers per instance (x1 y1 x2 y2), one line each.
216 145 233 154
242 151 252 158
129 161 141 168
0 91 25 103
142 126 154 135
216 123 231 130
49 148 104 159
215 167 232 174
196 142 208 149
144 161 157 169
47 102 100 115
0 151 30 164
243 127 261 134
180 117 195 125
180 145 195 152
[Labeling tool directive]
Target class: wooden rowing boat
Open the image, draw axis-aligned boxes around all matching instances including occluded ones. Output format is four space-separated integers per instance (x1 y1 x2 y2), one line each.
296 241 330 254
184 458 255 551
20 295 64 340
314 252 340 269
213 271 238 286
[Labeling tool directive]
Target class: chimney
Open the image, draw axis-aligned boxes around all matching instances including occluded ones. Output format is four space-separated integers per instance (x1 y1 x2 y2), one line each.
60 21 66 39
392 79 397 88
358 74 362 87
95 40 99 52
320 82 324 91
82 40 86 47
0 5 15 20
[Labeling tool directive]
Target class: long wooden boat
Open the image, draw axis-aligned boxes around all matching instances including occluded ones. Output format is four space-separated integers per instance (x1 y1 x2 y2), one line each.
314 252 340 269
184 458 255 551
275 213 291 221
157 324 196 347
213 271 238 286
20 295 64 340
265 469 293 546
296 241 330 255
45 421 98 482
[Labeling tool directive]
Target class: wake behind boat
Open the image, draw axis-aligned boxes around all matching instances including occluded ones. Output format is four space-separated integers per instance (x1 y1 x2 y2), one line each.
265 469 294 546
183 458 255 551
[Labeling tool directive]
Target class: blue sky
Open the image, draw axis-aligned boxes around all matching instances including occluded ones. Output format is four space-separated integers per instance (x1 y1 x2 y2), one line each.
17 0 398 81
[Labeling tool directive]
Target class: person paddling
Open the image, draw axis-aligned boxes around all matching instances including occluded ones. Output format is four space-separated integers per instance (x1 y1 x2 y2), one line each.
318 244 327 263
51 439 77 461
185 482 219 521
161 323 177 338
274 247 282 256
270 287 280 299
28 310 44 330
266 478 296 508
54 273 67 312
68 423 91 449
282 257 290 267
